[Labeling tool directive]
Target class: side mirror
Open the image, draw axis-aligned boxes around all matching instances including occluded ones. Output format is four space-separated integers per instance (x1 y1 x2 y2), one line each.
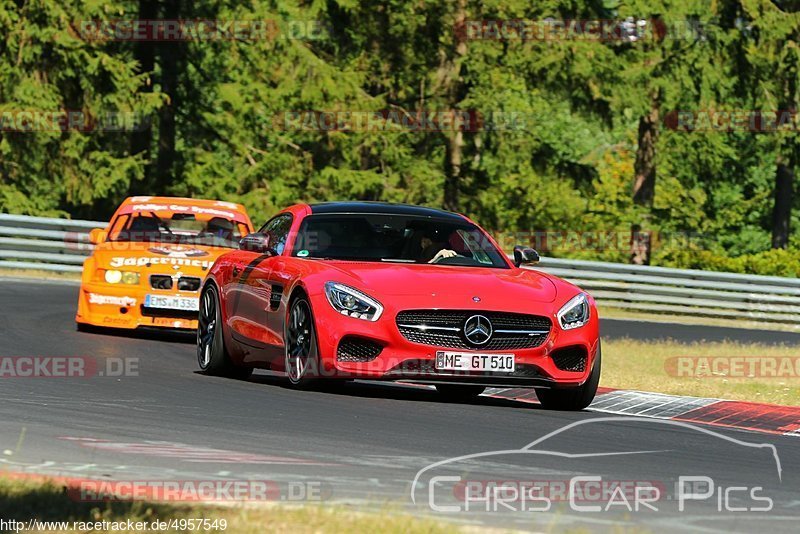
239 233 274 255
88 228 105 245
513 245 540 267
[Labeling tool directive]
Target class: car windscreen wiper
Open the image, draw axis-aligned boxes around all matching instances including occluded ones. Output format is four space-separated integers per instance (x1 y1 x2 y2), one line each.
149 211 174 235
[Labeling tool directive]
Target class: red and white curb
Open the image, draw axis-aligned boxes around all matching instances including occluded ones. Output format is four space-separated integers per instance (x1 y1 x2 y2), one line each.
482 387 800 438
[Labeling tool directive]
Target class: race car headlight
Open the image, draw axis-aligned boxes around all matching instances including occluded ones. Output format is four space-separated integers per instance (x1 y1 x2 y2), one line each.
557 293 590 330
104 270 139 285
324 282 383 321
121 271 140 285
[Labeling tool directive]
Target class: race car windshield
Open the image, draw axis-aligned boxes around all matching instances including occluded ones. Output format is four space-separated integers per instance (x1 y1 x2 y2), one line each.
291 214 509 268
110 213 244 248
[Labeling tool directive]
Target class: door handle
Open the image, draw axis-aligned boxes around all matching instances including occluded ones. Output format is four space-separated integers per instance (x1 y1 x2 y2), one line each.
232 266 241 277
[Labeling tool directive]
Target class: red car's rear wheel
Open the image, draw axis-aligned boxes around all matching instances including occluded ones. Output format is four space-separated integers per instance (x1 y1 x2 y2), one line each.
197 285 252 379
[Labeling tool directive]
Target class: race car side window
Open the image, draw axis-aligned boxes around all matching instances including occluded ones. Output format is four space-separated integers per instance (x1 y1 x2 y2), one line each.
258 214 293 255
107 214 130 241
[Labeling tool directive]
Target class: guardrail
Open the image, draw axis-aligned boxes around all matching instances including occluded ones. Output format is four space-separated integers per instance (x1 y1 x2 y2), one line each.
532 257 800 324
0 214 798 324
0 214 101 273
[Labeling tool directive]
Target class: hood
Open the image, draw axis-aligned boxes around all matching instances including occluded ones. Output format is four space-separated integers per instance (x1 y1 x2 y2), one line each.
91 242 232 273
320 261 558 304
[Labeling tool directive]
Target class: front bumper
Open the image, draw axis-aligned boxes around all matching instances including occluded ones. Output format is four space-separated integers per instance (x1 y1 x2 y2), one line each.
75 282 199 330
310 293 600 389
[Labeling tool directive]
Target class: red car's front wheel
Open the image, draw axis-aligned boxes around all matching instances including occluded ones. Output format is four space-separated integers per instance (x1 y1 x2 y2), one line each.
536 343 601 411
285 297 321 388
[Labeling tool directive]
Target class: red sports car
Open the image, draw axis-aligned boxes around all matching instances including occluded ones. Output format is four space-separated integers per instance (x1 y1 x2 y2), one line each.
197 202 600 410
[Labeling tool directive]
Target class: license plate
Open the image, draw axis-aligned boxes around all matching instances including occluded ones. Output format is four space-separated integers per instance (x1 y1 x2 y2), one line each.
144 294 199 311
435 351 515 373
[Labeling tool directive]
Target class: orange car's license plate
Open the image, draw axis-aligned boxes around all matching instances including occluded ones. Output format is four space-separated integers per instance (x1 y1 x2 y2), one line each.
145 294 199 311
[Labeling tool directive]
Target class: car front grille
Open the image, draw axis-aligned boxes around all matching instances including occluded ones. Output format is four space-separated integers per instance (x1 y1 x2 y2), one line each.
337 337 383 362
149 275 202 292
150 275 173 290
177 276 201 291
396 310 551 350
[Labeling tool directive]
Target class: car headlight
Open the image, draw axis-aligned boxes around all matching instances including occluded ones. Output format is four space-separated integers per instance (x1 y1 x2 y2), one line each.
121 271 140 284
104 269 140 285
324 282 383 321
557 293 590 330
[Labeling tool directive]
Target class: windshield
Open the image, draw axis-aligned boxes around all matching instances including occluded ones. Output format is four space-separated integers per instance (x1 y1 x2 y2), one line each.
109 212 246 248
291 213 509 268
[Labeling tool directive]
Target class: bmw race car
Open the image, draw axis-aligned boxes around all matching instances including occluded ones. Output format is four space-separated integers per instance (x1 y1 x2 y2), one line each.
76 196 254 331
197 202 600 410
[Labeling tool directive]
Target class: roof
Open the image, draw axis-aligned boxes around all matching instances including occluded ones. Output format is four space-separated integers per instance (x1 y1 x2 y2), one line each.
116 196 251 224
308 201 464 221
121 196 246 210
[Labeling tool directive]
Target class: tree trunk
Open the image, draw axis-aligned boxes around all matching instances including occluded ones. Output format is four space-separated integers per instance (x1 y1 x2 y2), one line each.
441 0 467 212
771 43 797 249
630 91 660 264
443 131 464 211
130 0 157 192
155 0 184 189
771 152 794 249
633 95 659 206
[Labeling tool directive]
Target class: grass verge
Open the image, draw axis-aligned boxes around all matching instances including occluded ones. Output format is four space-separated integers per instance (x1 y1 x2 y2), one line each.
0 475 463 534
0 268 81 282
602 338 800 405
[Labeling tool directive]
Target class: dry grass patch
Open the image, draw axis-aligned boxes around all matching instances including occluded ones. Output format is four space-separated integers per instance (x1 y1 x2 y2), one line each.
602 338 800 405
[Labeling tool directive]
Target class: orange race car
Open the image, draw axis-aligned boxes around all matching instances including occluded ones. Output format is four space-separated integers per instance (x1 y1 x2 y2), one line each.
76 196 254 331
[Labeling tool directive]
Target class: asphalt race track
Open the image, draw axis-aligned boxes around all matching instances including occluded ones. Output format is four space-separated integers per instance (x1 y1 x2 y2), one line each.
1 279 798 532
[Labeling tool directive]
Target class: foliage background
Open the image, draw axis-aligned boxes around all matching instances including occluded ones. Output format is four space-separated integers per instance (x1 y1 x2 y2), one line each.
0 0 798 275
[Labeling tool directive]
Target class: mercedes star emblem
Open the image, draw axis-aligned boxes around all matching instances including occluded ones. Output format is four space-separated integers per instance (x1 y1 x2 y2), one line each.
463 314 492 345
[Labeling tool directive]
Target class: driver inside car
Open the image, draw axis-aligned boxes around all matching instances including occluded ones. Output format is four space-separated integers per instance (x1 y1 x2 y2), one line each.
419 229 458 263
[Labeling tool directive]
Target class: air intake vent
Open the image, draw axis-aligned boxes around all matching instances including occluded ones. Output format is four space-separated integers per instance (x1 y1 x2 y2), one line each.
337 337 382 362
177 276 201 291
150 275 173 290
550 346 587 372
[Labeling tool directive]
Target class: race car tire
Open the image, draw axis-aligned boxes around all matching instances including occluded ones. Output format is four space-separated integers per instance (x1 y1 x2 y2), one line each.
197 284 252 380
76 322 94 333
435 384 486 402
285 296 322 389
536 343 601 411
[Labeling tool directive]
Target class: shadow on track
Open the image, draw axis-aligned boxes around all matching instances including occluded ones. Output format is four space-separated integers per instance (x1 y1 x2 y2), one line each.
76 324 195 344
242 371 541 410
